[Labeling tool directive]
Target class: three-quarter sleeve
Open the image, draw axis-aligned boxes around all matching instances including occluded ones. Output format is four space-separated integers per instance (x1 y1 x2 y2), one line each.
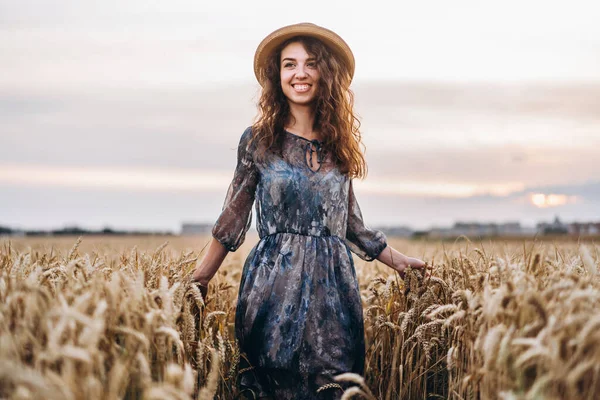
212 127 259 252
345 179 388 261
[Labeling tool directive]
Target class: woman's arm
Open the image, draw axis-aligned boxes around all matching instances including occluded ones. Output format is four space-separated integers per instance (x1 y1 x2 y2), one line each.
191 237 228 286
344 180 388 261
344 180 427 277
376 244 426 278
190 127 258 296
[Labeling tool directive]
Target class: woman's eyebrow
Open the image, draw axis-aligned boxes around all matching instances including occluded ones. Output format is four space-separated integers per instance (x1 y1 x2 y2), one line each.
281 57 316 63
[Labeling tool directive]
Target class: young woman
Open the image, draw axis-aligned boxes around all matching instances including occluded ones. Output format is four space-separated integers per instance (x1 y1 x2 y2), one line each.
192 23 426 400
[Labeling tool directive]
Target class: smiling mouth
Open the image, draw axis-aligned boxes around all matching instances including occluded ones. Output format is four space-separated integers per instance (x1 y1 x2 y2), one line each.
292 84 311 93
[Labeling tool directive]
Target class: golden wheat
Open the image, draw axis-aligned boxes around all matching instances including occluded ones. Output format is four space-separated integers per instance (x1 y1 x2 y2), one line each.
1 235 599 399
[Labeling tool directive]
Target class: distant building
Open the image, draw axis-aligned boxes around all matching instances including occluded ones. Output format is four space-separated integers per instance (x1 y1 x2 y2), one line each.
0 225 25 237
537 216 568 235
568 222 600 235
497 222 523 235
377 226 413 238
428 222 524 238
181 223 213 235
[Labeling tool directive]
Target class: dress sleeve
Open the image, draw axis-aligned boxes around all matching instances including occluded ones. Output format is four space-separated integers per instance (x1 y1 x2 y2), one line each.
345 179 388 261
212 127 259 252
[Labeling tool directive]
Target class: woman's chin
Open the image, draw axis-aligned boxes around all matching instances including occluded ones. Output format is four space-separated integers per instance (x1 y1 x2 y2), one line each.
286 95 316 106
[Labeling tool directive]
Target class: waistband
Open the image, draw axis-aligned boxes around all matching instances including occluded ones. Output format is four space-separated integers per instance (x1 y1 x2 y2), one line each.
260 229 341 240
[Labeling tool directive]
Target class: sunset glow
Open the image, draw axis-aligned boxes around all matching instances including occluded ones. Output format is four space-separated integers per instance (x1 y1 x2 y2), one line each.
530 193 579 208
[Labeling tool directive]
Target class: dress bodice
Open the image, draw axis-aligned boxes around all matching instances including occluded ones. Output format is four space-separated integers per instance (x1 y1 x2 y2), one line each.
212 127 387 261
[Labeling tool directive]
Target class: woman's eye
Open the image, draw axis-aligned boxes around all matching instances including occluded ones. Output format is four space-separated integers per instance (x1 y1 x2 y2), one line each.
284 63 294 68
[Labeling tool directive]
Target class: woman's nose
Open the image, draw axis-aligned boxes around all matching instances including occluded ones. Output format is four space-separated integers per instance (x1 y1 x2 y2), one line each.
295 66 308 78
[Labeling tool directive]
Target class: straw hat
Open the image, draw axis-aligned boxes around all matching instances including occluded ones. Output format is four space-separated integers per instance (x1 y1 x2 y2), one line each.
253 22 355 86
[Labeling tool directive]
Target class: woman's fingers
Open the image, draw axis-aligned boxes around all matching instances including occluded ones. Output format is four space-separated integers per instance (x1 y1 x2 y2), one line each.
199 283 208 301
191 279 209 304
408 257 427 269
401 258 433 280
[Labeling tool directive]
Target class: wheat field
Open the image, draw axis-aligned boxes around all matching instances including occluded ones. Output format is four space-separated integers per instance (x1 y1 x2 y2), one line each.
1 234 599 400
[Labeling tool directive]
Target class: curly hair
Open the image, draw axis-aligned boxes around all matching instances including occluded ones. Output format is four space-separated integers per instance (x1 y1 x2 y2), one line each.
252 36 367 179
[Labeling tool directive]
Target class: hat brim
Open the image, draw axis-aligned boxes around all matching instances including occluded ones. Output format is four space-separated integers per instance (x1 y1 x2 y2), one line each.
254 23 355 86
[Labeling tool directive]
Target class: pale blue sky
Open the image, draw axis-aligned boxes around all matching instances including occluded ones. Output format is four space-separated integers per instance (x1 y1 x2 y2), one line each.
1 0 599 231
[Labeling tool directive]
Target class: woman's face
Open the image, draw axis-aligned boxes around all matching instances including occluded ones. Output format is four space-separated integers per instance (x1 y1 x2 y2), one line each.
280 41 320 106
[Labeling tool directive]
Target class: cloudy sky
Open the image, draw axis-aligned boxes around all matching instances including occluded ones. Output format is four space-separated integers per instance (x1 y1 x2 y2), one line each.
1 0 599 232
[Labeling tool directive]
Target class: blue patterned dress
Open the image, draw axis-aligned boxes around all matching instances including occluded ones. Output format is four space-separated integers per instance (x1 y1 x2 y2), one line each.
212 127 387 399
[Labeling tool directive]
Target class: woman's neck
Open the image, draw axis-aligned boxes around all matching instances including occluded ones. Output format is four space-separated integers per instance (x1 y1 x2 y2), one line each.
286 103 320 141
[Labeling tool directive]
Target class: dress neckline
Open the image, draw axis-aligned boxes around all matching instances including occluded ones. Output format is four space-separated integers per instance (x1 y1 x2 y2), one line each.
284 129 325 145
283 129 327 172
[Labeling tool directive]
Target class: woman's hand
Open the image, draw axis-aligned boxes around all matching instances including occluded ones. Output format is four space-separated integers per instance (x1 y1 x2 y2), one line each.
393 255 427 278
190 238 229 303
191 270 210 301
191 279 209 302
377 245 427 278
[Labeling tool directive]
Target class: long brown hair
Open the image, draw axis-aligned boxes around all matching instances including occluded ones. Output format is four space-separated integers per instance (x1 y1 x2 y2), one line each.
252 36 367 178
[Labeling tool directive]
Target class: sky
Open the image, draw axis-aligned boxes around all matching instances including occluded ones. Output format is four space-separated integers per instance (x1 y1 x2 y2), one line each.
1 0 599 232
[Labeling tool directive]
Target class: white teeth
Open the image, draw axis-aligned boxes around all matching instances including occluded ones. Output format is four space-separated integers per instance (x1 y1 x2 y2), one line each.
293 84 310 92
